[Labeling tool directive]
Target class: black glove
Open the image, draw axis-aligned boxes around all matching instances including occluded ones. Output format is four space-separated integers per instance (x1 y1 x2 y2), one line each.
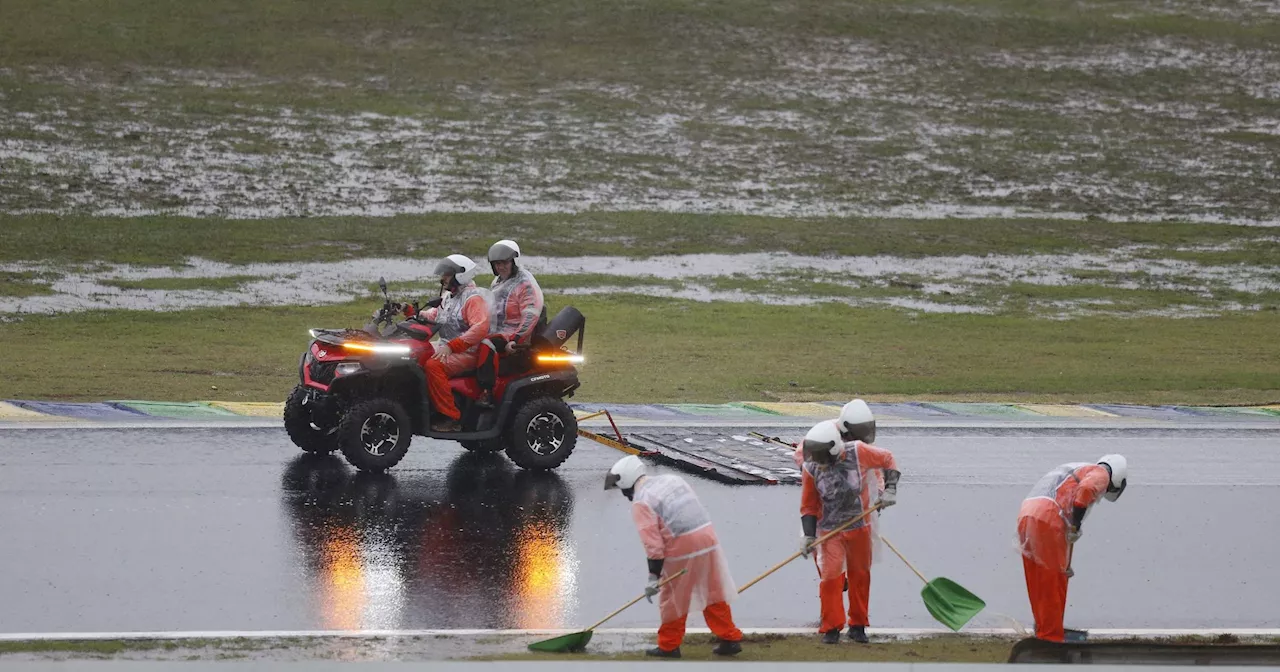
647 558 664 576
489 335 508 353
801 515 817 538
425 297 443 309
1071 505 1087 529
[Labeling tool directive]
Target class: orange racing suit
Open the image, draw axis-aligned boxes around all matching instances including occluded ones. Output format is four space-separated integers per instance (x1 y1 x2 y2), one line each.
801 440 898 633
1016 462 1110 642
422 283 492 420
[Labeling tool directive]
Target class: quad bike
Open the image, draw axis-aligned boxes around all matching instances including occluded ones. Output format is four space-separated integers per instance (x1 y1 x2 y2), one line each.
284 277 585 473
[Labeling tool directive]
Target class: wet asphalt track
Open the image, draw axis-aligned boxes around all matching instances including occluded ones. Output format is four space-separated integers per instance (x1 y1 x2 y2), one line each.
0 425 1277 633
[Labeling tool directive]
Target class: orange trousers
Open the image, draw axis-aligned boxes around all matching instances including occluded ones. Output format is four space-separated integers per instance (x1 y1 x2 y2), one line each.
1018 514 1070 642
816 526 873 632
422 350 477 420
657 602 742 651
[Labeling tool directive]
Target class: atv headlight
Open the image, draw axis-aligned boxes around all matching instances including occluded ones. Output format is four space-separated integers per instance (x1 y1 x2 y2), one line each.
342 341 411 355
335 362 364 377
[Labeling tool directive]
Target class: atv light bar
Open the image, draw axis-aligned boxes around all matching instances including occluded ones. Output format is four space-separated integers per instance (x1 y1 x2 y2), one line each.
537 354 585 364
342 341 412 355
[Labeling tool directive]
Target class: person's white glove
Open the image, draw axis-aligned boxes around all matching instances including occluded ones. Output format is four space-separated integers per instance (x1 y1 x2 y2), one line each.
878 488 897 508
1067 527 1081 544
644 574 661 603
432 342 453 361
505 340 517 353
800 536 817 559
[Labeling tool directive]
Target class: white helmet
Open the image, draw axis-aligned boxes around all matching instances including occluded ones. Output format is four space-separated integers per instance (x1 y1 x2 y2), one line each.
488 239 521 261
487 239 521 275
434 254 479 288
801 420 845 465
838 398 876 443
604 455 646 494
1098 454 1128 502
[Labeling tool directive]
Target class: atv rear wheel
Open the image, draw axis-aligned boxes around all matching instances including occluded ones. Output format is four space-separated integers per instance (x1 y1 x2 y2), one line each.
460 438 506 454
284 385 337 454
505 396 577 470
338 398 412 472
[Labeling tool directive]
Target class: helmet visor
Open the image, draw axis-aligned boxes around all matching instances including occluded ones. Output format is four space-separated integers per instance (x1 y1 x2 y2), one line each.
488 241 519 262
802 438 837 465
433 258 466 277
1104 478 1127 502
604 472 622 490
841 420 876 444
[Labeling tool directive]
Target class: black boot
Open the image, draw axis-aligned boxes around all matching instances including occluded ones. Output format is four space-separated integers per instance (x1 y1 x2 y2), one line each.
847 626 869 644
712 640 742 656
646 646 681 658
822 629 842 644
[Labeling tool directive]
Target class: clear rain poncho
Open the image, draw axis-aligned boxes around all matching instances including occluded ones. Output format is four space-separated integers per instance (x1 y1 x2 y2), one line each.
631 474 737 622
799 440 897 564
1016 462 1110 569
433 283 495 347
490 267 544 344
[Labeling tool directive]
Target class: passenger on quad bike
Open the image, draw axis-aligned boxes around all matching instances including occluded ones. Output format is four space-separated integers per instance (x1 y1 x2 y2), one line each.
421 254 494 432
487 239 545 354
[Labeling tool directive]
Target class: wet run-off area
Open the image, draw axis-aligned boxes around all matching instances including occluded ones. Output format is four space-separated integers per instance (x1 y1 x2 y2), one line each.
0 425 1277 633
3 2 1280 223
3 247 1278 317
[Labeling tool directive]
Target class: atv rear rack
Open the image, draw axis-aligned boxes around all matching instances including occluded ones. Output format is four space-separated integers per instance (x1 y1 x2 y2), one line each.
575 409 648 456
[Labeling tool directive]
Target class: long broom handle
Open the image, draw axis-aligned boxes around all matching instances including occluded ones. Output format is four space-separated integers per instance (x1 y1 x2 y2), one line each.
585 568 688 632
879 534 929 584
749 431 793 448
737 503 884 594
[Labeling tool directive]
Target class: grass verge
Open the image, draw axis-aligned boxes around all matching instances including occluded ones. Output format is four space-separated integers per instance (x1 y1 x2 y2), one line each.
0 637 270 656
479 633 1016 663
3 295 1276 405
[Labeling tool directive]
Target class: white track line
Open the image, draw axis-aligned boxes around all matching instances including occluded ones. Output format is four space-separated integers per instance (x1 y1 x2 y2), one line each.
2 628 1279 641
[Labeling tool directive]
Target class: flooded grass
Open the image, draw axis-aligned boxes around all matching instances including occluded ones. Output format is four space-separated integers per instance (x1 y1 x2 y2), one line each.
3 244 1274 318
2 295 1276 405
99 275 263 291
0 270 55 297
1 1 1278 221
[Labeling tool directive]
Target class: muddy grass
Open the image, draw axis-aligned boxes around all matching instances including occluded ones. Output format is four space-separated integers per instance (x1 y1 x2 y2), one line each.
1 0 1279 221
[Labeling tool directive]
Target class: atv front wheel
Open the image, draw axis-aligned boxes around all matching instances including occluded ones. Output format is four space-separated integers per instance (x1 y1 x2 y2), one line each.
505 396 577 470
338 398 412 472
460 438 506 454
284 385 337 454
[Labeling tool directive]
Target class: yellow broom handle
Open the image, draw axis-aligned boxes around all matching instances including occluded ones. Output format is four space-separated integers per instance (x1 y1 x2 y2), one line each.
585 568 688 631
737 503 884 594
879 534 929 584
575 410 608 422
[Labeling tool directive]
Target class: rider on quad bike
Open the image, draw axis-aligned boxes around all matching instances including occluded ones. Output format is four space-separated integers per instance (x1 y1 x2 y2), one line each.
285 266 586 474
486 239 545 356
416 254 494 432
